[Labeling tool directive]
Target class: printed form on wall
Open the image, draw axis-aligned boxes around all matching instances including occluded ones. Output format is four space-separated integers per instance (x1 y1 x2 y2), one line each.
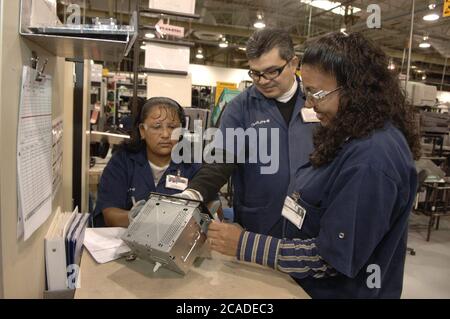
17 66 53 241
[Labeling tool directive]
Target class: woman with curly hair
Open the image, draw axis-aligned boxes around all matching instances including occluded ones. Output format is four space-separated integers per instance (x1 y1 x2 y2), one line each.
207 32 420 298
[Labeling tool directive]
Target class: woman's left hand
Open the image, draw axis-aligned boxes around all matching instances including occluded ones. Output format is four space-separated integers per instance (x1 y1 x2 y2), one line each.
207 221 244 257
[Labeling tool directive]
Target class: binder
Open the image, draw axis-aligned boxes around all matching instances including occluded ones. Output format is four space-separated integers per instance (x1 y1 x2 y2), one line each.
44 207 77 291
67 214 89 268
65 213 82 266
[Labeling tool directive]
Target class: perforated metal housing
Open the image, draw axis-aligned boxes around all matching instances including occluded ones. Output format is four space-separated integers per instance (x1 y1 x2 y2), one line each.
122 193 212 275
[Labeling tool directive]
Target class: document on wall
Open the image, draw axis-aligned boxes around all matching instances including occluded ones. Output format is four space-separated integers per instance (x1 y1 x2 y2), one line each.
17 66 53 241
52 116 63 200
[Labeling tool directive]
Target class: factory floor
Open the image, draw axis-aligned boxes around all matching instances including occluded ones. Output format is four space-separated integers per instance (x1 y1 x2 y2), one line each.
403 212 450 299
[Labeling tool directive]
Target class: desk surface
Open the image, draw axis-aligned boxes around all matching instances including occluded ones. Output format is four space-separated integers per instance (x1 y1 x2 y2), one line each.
75 249 309 299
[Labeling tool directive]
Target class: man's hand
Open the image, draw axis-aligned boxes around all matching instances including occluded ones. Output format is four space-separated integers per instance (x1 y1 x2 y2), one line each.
207 221 244 257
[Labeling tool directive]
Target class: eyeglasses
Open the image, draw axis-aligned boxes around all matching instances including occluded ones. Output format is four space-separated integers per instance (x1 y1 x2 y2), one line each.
302 86 342 104
140 122 181 134
248 60 291 81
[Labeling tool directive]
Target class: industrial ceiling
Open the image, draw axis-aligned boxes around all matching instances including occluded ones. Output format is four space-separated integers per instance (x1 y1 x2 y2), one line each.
59 0 450 90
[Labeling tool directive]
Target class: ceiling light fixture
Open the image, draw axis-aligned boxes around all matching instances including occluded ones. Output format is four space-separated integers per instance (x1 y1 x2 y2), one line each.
423 1 439 21
300 0 361 16
253 11 266 29
140 43 147 50
423 12 439 21
339 21 347 34
195 48 204 59
219 37 229 48
145 32 155 39
387 58 396 70
419 34 431 48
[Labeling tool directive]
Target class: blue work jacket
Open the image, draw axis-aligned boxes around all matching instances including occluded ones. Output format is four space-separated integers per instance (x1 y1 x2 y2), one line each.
217 79 317 235
289 122 417 298
93 147 200 226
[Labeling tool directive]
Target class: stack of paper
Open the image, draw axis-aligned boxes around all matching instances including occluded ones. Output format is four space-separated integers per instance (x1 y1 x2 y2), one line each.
44 207 89 291
83 227 131 264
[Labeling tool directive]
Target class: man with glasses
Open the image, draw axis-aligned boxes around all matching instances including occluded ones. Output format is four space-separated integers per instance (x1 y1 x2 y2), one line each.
182 28 317 238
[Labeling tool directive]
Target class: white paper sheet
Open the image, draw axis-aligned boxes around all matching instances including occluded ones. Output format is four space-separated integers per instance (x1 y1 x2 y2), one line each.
149 0 196 15
52 116 63 200
83 227 130 264
144 43 190 72
17 66 53 240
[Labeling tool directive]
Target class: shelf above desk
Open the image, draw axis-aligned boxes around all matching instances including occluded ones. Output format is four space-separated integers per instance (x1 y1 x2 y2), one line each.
21 33 131 62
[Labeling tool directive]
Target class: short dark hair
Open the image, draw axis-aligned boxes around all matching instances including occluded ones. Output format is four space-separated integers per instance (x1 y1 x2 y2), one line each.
123 97 185 153
246 28 295 61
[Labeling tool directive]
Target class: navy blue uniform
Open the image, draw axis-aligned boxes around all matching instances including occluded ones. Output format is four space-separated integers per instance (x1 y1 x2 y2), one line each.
237 122 417 298
93 147 200 226
217 80 316 235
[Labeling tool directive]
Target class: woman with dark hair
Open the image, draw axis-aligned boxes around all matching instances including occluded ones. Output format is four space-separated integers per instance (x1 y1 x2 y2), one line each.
207 32 420 298
92 97 200 227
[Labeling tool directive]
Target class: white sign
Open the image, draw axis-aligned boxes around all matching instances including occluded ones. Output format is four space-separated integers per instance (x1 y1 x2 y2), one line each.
156 19 184 38
149 0 196 15
145 43 190 72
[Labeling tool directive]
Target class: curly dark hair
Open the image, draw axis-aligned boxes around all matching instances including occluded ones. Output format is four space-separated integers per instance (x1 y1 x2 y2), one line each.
301 32 421 167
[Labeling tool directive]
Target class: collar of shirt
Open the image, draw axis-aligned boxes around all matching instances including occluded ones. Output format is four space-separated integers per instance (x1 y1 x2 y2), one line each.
276 76 298 103
148 161 170 186
249 75 301 101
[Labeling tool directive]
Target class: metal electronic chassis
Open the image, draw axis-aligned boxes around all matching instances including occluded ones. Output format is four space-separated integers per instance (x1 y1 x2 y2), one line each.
122 192 213 275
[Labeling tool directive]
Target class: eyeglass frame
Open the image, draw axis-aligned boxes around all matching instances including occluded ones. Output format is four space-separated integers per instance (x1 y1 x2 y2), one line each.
248 59 293 81
139 122 182 134
301 86 342 104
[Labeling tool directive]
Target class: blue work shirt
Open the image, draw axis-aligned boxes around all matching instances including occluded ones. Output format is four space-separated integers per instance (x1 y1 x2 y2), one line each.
288 122 417 298
217 79 316 235
93 147 200 226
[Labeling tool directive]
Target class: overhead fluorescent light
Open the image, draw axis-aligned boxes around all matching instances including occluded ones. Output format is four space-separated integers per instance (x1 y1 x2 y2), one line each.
195 48 204 59
419 35 431 48
254 20 266 29
219 38 228 48
253 11 266 29
300 0 361 16
423 13 439 21
423 1 439 21
387 58 395 70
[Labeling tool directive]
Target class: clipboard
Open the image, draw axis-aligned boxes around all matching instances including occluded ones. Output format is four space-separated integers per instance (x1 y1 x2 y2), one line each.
17 53 53 241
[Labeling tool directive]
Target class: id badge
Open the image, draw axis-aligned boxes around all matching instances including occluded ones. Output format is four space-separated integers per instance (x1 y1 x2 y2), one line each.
165 174 188 191
301 107 320 123
282 194 307 230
